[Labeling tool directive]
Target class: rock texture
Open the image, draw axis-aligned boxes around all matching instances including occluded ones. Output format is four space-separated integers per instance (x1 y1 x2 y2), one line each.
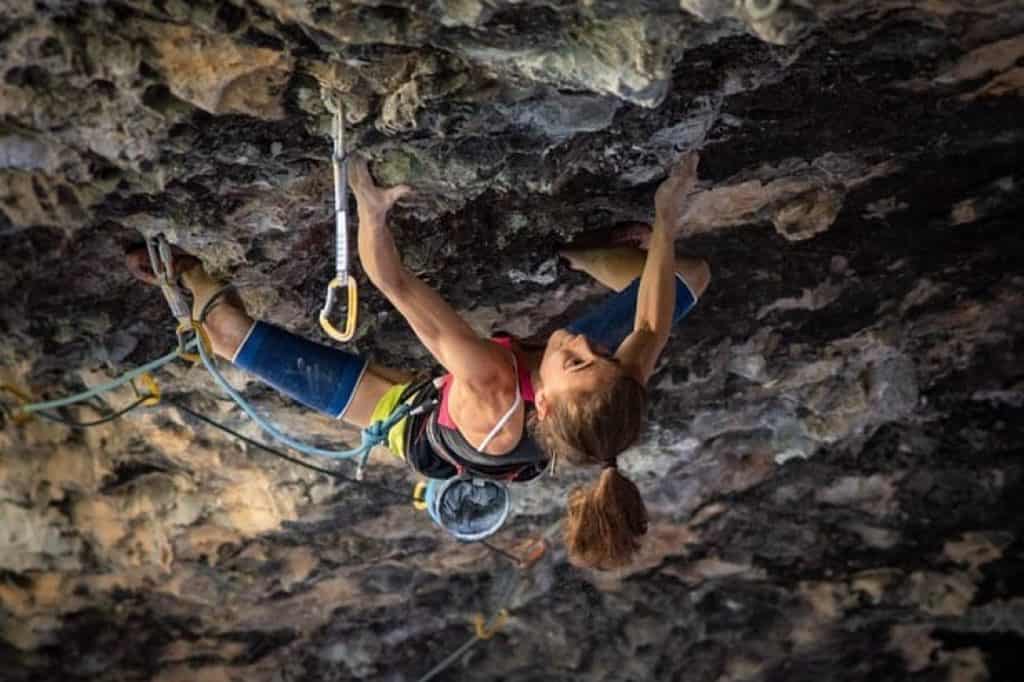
2 1 1023 681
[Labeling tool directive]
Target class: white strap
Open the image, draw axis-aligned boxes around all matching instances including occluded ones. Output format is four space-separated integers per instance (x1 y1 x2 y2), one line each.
476 356 522 452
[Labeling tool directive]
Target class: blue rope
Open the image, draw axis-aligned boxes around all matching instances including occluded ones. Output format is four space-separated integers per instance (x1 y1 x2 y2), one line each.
13 325 407 462
194 328 408 460
18 343 194 414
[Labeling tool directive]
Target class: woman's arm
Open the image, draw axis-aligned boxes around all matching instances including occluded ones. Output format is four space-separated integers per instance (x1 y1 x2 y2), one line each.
615 153 700 384
349 159 512 391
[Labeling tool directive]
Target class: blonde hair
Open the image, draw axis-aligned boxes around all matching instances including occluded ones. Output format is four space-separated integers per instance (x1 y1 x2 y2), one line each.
531 371 649 568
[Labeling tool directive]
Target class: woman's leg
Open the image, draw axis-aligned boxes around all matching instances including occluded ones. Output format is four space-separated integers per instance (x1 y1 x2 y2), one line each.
181 266 410 429
559 226 712 354
128 251 407 430
561 224 711 297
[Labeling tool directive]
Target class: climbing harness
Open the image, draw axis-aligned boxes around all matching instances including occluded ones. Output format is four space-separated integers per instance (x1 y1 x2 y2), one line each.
1 228 554 682
319 95 358 342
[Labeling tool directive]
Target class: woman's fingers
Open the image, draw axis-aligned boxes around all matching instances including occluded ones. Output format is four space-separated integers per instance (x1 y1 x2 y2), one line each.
670 151 700 179
385 184 413 204
348 156 372 192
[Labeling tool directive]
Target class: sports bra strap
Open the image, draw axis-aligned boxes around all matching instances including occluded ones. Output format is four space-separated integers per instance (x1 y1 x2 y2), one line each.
475 360 522 452
427 410 548 472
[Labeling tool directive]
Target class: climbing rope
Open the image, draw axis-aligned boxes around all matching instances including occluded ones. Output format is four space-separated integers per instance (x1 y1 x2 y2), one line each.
128 232 409 473
34 396 150 428
192 329 412 462
4 373 543 572
416 537 533 682
7 344 194 416
168 399 408 503
416 609 512 682
0 231 550 681
319 94 358 342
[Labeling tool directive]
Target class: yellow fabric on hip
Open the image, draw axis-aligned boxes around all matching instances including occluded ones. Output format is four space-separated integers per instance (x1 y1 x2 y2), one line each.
369 382 412 460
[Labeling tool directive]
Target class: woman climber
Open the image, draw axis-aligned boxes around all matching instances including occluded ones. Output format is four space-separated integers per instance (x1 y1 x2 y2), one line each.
127 153 709 569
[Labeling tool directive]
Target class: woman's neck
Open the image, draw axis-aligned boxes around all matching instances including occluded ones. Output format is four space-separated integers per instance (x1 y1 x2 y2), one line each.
521 345 545 392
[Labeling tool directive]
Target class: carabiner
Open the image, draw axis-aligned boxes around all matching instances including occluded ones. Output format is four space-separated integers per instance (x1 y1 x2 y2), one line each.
412 480 428 511
319 276 358 341
175 320 213 364
147 234 191 323
138 373 162 407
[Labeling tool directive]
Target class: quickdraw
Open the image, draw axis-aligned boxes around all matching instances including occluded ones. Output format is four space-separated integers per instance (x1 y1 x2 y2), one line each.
319 94 358 342
145 237 199 361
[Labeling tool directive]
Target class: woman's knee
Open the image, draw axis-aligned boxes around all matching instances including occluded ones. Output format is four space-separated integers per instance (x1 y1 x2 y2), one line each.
678 257 711 299
692 259 711 298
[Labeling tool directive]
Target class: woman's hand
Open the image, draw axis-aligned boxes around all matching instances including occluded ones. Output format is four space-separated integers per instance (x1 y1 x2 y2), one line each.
654 152 700 237
349 157 412 226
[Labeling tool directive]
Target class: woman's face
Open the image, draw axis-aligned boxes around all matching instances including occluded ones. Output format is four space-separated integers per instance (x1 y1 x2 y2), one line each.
537 330 620 416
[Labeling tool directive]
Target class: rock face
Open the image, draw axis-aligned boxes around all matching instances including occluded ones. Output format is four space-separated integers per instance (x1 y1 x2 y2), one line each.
2 1 1023 681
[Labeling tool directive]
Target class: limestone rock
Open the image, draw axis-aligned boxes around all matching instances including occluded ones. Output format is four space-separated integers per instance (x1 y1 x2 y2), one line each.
1 1 1023 681
144 22 294 119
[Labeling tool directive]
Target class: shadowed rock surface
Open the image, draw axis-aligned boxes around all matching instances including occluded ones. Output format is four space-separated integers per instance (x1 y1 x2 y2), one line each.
2 1 1023 680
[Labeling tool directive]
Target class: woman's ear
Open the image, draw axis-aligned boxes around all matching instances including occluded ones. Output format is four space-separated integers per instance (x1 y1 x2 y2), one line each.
534 389 549 420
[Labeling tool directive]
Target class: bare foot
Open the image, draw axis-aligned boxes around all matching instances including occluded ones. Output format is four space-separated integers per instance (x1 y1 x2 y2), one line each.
126 244 241 322
608 222 653 250
559 248 585 272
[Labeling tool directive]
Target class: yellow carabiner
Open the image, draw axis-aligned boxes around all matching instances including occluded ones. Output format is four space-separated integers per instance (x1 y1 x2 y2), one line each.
0 383 35 424
176 320 213 364
472 609 509 640
319 276 358 342
138 373 162 407
412 480 428 511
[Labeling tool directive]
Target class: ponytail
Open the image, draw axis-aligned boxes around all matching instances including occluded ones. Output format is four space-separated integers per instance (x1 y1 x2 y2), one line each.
529 368 649 569
565 465 648 569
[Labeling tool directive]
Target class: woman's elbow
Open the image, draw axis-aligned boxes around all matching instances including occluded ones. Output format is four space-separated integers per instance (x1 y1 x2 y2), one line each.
367 268 408 298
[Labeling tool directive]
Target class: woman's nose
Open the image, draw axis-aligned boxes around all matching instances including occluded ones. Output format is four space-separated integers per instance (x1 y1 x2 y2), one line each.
575 334 596 355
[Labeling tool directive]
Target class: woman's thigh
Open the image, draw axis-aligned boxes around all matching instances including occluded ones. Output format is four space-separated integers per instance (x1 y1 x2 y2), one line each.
340 364 413 429
232 320 413 429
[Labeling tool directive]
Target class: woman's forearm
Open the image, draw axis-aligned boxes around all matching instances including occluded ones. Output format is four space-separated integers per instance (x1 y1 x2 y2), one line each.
632 218 677 344
358 211 410 296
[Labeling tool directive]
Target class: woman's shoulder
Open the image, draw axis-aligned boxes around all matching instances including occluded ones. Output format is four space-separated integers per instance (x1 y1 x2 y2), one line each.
440 337 515 389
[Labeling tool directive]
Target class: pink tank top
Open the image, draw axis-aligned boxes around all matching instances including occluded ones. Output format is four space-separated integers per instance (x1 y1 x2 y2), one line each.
437 337 535 445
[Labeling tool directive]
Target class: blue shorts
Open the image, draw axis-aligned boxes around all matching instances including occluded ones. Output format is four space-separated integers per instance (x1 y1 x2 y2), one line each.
566 274 699 353
232 321 367 418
